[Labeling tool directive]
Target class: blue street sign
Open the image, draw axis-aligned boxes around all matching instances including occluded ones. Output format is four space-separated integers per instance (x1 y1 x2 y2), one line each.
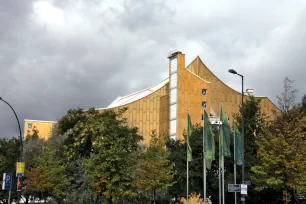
2 173 12 190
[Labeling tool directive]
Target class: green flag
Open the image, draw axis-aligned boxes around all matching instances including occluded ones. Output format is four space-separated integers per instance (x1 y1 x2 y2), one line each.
234 123 242 166
204 110 215 169
187 113 193 161
220 103 231 157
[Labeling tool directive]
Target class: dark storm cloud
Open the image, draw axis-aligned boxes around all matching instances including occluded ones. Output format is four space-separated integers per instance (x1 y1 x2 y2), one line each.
1 0 306 138
0 0 174 138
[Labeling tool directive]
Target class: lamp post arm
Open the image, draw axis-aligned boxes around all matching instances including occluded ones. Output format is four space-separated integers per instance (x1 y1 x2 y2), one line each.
0 98 23 161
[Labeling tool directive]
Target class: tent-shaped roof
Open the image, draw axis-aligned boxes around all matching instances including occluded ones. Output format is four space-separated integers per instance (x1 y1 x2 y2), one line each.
105 78 169 109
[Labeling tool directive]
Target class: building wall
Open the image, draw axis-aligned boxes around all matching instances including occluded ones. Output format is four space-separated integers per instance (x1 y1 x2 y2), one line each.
186 57 280 121
24 120 56 140
24 52 280 143
99 83 169 147
175 53 212 140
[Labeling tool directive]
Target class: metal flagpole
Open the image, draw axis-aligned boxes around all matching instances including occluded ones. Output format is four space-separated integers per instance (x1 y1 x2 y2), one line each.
221 102 225 204
203 108 206 204
8 180 12 204
187 112 189 204
234 127 237 204
219 124 222 204
222 134 225 204
187 159 189 204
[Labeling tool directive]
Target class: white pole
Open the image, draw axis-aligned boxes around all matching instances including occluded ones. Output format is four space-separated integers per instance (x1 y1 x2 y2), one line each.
8 183 11 204
221 102 225 204
219 167 221 204
222 149 225 204
219 124 222 204
234 128 237 204
186 159 189 204
187 112 189 204
203 108 206 204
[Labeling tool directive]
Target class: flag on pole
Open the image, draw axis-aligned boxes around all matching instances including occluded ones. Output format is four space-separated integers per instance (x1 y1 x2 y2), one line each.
187 113 193 161
220 103 231 157
234 123 242 166
204 110 215 169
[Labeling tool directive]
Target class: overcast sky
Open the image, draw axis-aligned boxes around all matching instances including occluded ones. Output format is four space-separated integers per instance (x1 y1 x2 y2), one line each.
1 0 306 138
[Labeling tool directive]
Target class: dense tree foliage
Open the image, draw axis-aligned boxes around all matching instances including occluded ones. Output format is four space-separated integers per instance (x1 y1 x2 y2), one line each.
136 130 175 204
0 137 21 204
1 78 304 204
84 109 143 204
252 78 306 204
27 146 70 202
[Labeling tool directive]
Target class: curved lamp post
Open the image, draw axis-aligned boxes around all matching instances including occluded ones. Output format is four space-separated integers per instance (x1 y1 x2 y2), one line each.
0 97 23 203
0 97 23 161
228 69 245 204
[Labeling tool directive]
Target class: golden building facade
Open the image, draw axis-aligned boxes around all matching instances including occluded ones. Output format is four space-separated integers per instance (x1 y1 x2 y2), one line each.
98 51 279 146
24 51 279 144
24 119 57 140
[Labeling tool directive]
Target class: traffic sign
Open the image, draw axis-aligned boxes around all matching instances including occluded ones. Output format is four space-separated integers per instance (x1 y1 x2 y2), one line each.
2 173 12 190
16 162 25 177
241 184 248 194
228 184 241 192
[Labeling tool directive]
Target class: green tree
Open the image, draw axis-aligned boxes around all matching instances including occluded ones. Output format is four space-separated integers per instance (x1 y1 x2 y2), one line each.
302 94 306 115
27 146 70 203
167 124 221 203
136 130 175 204
0 137 21 204
84 109 143 204
252 78 306 203
251 107 306 203
58 108 102 160
276 77 298 114
22 127 46 203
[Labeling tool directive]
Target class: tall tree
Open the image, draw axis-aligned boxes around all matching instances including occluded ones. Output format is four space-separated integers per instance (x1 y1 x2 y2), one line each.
57 108 107 160
251 107 306 203
136 130 175 204
167 124 220 204
276 77 298 113
0 137 21 204
27 146 70 203
22 127 46 203
231 95 281 203
252 78 306 203
84 109 143 204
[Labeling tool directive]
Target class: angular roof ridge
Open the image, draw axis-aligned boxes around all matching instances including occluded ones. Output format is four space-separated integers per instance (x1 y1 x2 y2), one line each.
98 78 169 110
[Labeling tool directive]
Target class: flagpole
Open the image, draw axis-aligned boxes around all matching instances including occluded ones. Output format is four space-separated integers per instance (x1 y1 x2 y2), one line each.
219 123 222 204
234 125 237 204
187 159 189 204
222 102 225 204
203 108 206 204
187 112 189 204
222 142 225 204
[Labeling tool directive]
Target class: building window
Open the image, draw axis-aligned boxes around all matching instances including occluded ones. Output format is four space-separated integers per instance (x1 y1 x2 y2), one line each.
202 101 207 109
170 88 177 104
202 89 207 96
28 123 32 129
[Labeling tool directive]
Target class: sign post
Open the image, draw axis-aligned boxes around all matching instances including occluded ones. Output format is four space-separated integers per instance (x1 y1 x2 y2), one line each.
2 173 13 204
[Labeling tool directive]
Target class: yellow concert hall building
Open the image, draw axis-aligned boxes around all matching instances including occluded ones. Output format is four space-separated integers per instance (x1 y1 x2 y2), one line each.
24 51 279 145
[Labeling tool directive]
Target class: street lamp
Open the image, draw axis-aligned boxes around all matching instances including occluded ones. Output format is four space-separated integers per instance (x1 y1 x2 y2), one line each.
245 89 254 94
0 97 23 162
0 97 23 203
228 69 246 204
